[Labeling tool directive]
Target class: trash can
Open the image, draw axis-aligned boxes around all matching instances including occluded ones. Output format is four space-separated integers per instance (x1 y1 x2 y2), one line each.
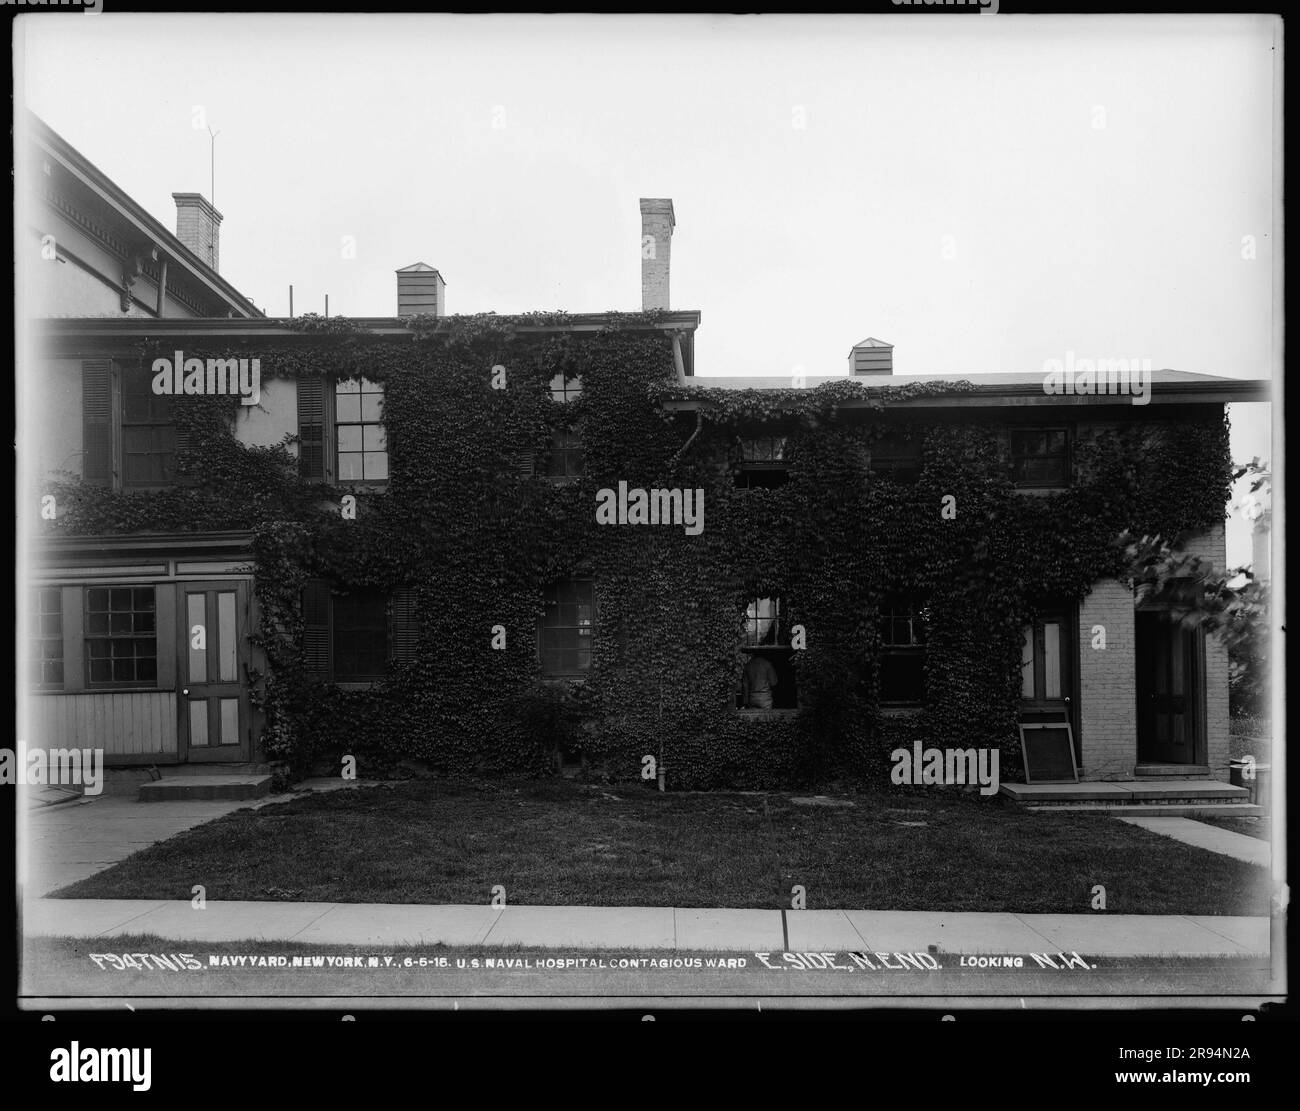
1229 759 1270 810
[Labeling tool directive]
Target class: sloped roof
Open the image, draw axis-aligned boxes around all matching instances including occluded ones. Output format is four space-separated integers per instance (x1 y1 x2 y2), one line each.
27 112 263 319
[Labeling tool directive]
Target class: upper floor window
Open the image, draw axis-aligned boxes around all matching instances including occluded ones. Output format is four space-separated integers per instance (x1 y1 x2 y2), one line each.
82 360 180 491
539 578 595 677
736 436 789 489
297 376 389 484
30 588 64 689
335 378 389 481
1010 428 1070 488
868 429 923 484
549 372 583 403
878 600 927 705
85 586 157 687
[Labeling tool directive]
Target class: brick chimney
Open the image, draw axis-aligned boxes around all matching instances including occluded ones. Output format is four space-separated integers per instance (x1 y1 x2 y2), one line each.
848 337 894 376
172 193 222 272
396 262 446 317
639 198 674 311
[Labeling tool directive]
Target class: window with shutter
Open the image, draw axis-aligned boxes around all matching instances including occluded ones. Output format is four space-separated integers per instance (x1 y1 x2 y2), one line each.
297 377 331 481
81 360 113 486
390 587 418 662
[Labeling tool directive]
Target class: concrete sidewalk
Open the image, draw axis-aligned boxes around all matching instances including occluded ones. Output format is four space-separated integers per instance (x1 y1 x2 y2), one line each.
21 899 1271 957
1116 816 1270 867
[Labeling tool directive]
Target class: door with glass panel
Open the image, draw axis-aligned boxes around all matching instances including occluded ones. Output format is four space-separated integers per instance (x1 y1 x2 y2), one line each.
1020 607 1078 759
177 581 250 762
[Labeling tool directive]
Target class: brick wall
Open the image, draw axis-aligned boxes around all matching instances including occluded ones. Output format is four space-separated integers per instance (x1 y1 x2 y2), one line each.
1077 577 1137 780
1180 522 1231 781
1074 522 1231 782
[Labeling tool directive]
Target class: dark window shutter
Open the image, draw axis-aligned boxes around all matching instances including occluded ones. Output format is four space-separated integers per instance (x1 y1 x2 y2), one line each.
390 587 418 663
512 450 535 477
298 377 327 480
302 578 331 677
82 360 113 486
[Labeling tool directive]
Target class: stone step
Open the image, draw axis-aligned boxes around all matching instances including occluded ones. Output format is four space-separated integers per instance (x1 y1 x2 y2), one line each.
1026 802 1266 818
1001 780 1250 806
138 775 271 802
1134 764 1213 778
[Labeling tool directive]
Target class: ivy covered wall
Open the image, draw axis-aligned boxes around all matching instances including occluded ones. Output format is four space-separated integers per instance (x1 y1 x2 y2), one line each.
40 313 1235 788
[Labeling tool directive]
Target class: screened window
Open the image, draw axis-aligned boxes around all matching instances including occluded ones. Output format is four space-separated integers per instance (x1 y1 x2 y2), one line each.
120 368 177 487
30 588 64 688
332 587 390 681
1010 428 1070 488
540 579 595 677
85 587 157 686
878 601 927 705
335 378 389 482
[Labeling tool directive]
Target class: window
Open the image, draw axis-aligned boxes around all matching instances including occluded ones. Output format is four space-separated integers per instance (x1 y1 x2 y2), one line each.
333 587 390 681
539 578 595 677
82 360 182 490
739 596 797 709
546 429 584 480
85 587 157 687
30 588 64 688
878 601 927 705
869 429 923 484
736 437 789 489
549 372 583 403
297 377 390 483
302 582 416 682
335 378 389 481
120 368 177 487
1010 428 1070 488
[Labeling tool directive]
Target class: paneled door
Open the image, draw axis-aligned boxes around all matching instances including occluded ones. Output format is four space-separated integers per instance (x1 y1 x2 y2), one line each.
177 581 250 762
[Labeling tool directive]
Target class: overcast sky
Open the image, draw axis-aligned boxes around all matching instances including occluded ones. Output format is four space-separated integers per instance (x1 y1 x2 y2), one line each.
17 13 1277 566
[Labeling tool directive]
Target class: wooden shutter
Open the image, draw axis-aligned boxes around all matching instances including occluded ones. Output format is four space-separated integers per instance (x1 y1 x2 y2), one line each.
512 450 535 477
81 360 113 486
390 587 418 663
302 578 331 677
298 377 328 480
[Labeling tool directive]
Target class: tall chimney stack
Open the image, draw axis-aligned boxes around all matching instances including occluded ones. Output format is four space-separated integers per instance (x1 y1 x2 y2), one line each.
396 262 446 317
639 198 675 311
172 193 222 272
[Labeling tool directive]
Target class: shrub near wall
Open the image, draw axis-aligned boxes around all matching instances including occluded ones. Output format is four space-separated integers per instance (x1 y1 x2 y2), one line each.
41 317 1233 787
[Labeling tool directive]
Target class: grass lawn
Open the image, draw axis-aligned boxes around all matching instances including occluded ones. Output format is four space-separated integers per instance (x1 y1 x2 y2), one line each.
51 779 1268 915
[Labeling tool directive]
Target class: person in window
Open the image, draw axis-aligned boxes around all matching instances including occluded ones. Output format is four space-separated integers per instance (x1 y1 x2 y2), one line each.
742 653 780 709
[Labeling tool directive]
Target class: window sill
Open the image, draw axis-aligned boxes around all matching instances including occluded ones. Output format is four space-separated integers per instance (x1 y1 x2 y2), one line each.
335 680 384 690
1012 485 1069 495
734 707 800 721
879 705 923 716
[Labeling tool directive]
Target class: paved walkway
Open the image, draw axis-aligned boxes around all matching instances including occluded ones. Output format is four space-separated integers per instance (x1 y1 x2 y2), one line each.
1116 816 1270 867
20 794 282 897
19 781 387 897
20 899 1270 957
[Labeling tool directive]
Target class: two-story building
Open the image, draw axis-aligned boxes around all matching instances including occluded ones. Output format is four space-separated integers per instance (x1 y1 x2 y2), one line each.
21 118 1269 796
